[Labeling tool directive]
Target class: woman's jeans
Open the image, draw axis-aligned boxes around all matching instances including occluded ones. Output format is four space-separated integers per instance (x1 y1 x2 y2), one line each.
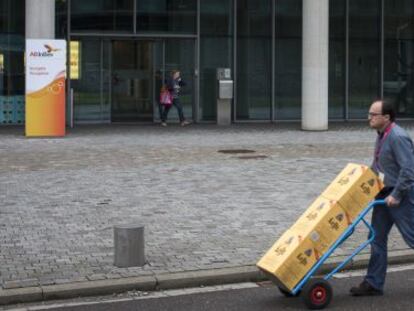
161 98 185 123
365 186 414 290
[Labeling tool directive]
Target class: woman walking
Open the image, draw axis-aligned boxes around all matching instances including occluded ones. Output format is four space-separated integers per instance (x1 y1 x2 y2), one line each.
160 70 190 127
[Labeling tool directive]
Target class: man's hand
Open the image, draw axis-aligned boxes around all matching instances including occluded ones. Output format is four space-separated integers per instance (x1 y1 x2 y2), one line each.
385 195 400 207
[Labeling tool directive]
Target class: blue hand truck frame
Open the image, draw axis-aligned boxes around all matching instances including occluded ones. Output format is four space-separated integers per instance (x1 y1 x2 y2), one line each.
291 199 384 295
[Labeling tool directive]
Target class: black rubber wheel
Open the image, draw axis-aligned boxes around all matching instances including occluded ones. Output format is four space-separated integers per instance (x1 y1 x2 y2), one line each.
278 286 300 297
301 278 332 310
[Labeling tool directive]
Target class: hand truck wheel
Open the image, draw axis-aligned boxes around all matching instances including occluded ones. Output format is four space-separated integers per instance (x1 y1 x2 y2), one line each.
301 278 332 310
278 286 300 297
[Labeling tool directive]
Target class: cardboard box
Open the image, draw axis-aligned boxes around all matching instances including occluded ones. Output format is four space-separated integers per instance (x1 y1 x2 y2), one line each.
257 229 319 291
292 196 350 255
321 163 384 220
257 163 383 291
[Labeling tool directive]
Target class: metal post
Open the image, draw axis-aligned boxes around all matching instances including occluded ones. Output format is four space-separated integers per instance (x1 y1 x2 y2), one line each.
114 225 145 268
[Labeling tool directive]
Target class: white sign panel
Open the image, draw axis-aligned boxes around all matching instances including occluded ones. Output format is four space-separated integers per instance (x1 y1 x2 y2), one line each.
25 39 66 136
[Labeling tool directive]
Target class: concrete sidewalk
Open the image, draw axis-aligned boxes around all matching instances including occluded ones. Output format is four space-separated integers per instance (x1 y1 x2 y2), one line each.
1 123 414 305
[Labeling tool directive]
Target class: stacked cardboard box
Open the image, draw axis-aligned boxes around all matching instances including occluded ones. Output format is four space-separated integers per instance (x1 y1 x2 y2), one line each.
257 163 383 291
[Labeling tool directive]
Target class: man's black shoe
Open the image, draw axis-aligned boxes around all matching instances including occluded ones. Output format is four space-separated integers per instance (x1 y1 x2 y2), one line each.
350 281 383 296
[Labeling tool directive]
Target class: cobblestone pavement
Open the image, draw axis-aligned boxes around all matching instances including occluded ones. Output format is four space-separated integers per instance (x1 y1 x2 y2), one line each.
1 122 414 290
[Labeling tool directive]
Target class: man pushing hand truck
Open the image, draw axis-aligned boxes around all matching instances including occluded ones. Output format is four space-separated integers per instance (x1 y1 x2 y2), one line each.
257 100 414 309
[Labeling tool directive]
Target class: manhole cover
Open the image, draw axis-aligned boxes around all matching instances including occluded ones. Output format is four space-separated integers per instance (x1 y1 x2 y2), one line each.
237 155 268 160
218 149 255 154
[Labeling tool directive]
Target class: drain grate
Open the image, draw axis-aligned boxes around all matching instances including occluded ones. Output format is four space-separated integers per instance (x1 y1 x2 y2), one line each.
218 149 255 154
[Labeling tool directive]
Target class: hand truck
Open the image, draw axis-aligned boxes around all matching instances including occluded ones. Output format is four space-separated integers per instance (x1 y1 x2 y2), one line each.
277 199 384 309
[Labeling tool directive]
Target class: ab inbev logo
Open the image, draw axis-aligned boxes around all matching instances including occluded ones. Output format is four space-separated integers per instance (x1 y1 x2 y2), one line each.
30 44 61 57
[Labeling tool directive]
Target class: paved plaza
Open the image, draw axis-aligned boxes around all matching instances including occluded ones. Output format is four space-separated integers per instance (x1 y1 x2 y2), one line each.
1 122 414 290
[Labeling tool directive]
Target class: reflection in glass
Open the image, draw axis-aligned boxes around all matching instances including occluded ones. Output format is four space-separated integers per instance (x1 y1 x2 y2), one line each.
102 40 111 122
0 0 24 125
200 0 233 120
152 39 195 122
384 0 414 118
348 0 381 118
71 0 133 32
275 0 302 120
153 42 164 122
72 39 110 122
136 0 196 34
0 0 24 34
163 39 195 121
0 0 24 97
329 0 346 119
56 0 68 39
111 41 153 122
237 0 272 120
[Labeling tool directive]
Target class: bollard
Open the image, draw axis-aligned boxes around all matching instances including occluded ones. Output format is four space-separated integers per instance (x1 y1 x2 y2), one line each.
114 224 145 268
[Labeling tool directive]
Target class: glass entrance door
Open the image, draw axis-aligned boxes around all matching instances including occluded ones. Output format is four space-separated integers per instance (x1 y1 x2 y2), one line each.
111 39 195 123
71 38 196 123
111 40 153 122
72 39 111 123
72 38 195 123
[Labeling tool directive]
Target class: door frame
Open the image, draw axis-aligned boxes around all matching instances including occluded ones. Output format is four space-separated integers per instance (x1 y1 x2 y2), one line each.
152 39 165 123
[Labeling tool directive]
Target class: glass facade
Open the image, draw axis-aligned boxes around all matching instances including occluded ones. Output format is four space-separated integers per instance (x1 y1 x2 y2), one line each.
236 0 272 120
329 0 346 119
71 0 134 32
348 0 381 119
136 0 197 33
56 0 68 39
275 0 302 120
2 0 414 126
384 0 414 118
200 0 233 121
0 0 24 125
0 0 24 97
71 39 111 123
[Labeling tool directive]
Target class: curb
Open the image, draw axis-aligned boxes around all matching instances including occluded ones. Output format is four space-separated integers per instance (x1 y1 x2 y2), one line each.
1 250 414 306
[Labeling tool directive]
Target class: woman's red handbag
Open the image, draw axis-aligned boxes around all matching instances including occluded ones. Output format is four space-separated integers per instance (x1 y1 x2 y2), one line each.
160 88 173 106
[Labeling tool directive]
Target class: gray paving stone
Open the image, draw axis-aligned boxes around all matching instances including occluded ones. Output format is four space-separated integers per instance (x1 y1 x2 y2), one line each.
1 123 414 289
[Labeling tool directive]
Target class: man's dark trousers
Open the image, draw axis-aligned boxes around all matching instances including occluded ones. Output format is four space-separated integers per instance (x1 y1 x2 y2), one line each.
365 185 414 290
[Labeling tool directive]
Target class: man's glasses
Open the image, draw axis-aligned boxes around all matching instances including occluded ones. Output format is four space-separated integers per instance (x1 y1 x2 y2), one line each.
368 112 383 118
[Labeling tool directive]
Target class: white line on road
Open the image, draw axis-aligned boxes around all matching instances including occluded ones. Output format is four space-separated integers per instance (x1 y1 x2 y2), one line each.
5 283 259 311
7 264 414 311
333 263 414 279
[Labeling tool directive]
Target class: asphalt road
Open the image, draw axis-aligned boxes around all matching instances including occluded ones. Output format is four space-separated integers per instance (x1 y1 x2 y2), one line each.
6 264 414 311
